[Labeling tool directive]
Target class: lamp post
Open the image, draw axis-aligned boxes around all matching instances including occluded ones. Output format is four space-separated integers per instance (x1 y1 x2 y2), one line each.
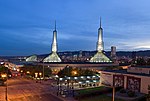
112 86 115 101
20 70 23 77
26 71 30 74
67 77 70 89
57 78 59 96
57 77 63 96
1 73 7 101
6 68 8 101
35 73 38 83
42 62 45 81
39 72 42 83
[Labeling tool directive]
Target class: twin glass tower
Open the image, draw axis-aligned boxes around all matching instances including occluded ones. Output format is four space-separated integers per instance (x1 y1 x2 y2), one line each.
89 18 111 62
43 21 61 62
43 19 111 63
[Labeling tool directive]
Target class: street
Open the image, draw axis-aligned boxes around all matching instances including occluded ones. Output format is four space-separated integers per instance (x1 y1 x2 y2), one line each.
0 77 63 101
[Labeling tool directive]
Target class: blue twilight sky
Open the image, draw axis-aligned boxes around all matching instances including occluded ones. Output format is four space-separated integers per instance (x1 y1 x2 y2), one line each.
0 0 150 56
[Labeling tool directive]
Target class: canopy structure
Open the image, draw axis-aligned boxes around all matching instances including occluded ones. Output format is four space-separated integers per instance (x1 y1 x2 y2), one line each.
90 19 111 63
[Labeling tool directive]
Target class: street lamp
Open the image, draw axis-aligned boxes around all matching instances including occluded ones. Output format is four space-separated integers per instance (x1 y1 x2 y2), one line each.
1 73 7 86
20 70 23 77
72 70 77 76
39 72 42 83
67 77 71 89
57 78 59 96
26 71 30 74
35 73 38 83
39 72 42 77
42 62 45 81
5 68 8 101
1 74 7 78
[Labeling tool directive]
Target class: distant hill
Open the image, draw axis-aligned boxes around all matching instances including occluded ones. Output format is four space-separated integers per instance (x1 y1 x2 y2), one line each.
116 50 150 57
1 50 150 60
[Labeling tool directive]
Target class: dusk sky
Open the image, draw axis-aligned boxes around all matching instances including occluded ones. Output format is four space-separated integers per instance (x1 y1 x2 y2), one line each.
0 0 150 56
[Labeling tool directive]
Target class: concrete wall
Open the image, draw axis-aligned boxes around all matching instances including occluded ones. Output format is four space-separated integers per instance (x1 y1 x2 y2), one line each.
140 76 150 94
100 71 113 86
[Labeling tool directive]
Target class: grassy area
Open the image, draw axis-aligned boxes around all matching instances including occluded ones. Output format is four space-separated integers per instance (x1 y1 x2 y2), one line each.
75 86 106 95
74 86 113 100
79 94 124 101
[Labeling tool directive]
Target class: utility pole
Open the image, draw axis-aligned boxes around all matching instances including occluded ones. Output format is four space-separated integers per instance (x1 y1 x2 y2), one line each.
112 86 115 101
5 67 8 101
42 62 45 80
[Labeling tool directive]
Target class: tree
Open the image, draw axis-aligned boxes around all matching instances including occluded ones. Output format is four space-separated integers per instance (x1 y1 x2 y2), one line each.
0 66 11 82
20 65 52 77
57 66 97 77
136 58 146 66
147 58 150 66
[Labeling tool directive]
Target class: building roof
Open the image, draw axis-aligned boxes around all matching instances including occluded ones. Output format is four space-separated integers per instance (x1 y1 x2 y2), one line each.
89 52 112 63
43 52 61 62
103 70 150 77
133 66 150 68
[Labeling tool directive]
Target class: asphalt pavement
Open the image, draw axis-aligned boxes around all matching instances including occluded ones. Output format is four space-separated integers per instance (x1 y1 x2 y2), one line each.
9 93 63 101
0 77 63 101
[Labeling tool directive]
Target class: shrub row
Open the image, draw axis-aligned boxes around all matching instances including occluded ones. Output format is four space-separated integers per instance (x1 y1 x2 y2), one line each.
74 86 112 100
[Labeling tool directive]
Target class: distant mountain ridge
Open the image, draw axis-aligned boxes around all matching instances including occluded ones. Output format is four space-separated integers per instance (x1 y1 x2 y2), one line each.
115 50 150 57
39 50 150 58
1 50 150 59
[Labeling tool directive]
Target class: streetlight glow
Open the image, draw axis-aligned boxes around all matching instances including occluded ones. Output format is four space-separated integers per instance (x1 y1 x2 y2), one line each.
35 73 38 78
72 70 77 75
26 71 30 74
1 74 7 78
39 72 42 76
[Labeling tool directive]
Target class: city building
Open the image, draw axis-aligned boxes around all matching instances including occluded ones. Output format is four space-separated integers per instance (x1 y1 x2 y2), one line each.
111 46 117 63
37 62 118 74
43 21 61 62
100 66 150 94
111 46 116 58
90 18 112 63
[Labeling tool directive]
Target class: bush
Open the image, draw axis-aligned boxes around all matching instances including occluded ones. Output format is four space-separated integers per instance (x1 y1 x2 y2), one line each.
74 86 112 100
127 90 135 97
119 88 126 93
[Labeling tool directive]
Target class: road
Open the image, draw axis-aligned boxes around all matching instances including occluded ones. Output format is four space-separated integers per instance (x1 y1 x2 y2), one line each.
0 77 63 101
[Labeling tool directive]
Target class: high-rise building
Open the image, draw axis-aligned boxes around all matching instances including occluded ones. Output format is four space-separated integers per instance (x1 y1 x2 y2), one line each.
111 46 116 58
90 18 112 62
43 21 61 62
111 46 117 62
